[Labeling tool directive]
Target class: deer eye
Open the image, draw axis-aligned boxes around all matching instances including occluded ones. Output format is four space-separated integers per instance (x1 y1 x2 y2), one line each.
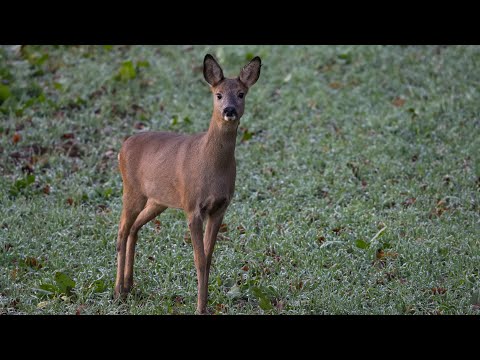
238 93 244 99
216 93 223 100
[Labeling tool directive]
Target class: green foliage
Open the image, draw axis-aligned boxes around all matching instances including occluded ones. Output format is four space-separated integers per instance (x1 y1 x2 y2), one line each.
115 60 137 81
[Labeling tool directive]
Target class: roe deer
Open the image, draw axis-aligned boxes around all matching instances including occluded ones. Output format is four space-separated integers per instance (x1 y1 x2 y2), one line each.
114 54 261 314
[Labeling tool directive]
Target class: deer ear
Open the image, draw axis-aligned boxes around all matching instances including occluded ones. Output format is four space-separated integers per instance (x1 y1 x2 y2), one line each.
203 54 224 86
239 56 261 88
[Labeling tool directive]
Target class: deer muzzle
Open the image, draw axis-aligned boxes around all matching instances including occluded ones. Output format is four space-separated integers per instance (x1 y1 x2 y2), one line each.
222 107 238 121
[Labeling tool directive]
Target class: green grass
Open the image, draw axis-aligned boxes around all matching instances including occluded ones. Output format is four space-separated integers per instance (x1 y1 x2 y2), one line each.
0 45 479 315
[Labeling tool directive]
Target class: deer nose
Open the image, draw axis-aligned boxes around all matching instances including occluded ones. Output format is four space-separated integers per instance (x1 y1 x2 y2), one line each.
223 107 237 120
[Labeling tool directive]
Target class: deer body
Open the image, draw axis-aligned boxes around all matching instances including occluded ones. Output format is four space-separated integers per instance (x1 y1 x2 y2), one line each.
114 54 261 314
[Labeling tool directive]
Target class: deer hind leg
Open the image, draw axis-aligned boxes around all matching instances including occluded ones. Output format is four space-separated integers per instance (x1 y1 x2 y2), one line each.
114 192 146 299
124 200 167 293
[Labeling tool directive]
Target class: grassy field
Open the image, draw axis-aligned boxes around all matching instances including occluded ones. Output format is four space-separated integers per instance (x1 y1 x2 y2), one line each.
0 45 479 315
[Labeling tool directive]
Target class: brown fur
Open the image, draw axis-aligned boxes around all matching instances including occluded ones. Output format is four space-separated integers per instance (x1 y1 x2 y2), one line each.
114 54 261 314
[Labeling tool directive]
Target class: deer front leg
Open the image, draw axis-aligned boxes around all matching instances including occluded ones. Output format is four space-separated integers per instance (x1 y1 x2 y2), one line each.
203 213 224 289
188 213 207 314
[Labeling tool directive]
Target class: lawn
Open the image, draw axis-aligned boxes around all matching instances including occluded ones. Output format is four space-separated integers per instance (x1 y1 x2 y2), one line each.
0 45 479 315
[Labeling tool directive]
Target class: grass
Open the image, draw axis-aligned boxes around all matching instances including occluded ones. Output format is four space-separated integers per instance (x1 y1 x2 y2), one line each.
0 45 479 315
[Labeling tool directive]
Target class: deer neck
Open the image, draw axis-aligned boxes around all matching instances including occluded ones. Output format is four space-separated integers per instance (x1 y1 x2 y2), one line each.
203 115 238 168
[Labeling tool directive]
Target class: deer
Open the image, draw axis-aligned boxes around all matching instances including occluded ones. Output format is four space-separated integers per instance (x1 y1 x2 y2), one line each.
114 54 261 314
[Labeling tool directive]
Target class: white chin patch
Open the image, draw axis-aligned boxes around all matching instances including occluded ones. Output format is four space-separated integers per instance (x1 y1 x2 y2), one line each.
223 115 237 121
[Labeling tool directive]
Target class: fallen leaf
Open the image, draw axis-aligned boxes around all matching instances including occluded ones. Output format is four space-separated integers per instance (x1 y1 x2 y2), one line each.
402 197 416 207
37 301 49 309
217 234 231 241
173 295 184 305
43 184 50 194
25 256 42 269
103 150 115 159
154 219 161 232
237 225 246 234
273 299 285 311
54 271 75 295
332 226 344 235
430 199 449 218
431 287 447 295
386 272 396 281
62 133 75 140
9 298 19 309
392 97 406 107
219 223 228 233
215 303 226 313
134 121 146 130
290 281 304 291
66 198 74 206
12 132 21 144
240 127 254 142
317 236 326 244
241 265 249 271
96 204 109 213
21 163 34 174
250 286 274 311
115 61 137 81
355 239 369 249
376 249 385 260
10 268 17 280
329 82 342 89
443 175 453 184
61 140 82 158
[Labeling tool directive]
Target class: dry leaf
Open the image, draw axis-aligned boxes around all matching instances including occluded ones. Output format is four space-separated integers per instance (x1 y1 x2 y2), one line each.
134 122 146 130
402 197 416 207
392 97 406 107
219 223 228 233
236 225 246 234
25 256 42 269
215 303 226 313
329 82 342 89
273 299 285 311
376 249 385 259
12 132 21 144
10 268 18 280
62 133 75 139
431 287 447 295
317 236 326 244
332 226 344 235
37 301 49 309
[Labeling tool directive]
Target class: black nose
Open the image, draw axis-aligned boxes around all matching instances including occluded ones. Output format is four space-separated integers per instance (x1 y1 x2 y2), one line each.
223 107 237 117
